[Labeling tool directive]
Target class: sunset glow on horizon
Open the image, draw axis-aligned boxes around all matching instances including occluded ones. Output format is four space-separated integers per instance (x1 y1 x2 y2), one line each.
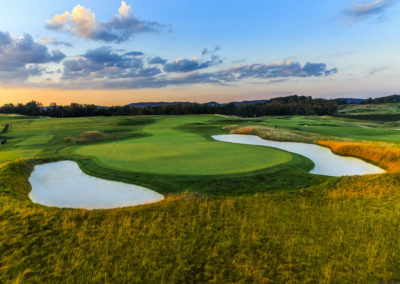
0 0 399 105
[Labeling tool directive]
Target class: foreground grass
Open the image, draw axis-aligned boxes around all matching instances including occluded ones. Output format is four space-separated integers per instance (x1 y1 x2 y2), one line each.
1 161 400 283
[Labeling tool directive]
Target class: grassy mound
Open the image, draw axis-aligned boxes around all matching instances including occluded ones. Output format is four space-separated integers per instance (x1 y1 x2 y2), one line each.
65 131 108 143
224 124 322 143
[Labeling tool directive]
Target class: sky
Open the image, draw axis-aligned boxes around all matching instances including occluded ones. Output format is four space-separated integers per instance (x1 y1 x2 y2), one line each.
0 0 399 105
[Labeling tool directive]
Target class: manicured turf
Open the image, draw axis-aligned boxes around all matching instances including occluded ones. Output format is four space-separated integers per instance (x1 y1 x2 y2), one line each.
15 134 54 146
0 149 41 162
0 115 319 195
338 102 400 115
73 116 292 175
1 113 400 282
242 115 400 142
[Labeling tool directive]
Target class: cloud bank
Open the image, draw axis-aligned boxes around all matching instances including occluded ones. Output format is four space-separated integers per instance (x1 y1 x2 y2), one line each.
59 47 337 89
0 31 338 89
163 56 223 73
0 31 65 81
46 1 163 43
219 61 337 80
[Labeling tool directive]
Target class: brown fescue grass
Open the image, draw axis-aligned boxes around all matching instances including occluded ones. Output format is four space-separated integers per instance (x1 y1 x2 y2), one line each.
2 161 400 282
224 125 321 143
318 140 400 172
3 185 400 283
324 173 400 199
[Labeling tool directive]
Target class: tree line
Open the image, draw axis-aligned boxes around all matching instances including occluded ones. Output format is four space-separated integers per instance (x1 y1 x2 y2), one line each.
0 96 338 117
362 94 400 104
334 94 400 105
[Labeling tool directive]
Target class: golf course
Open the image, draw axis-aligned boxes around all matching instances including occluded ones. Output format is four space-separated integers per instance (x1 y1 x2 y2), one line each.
2 112 400 282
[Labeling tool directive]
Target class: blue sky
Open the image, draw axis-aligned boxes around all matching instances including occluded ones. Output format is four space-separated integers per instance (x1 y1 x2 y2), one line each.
0 0 399 105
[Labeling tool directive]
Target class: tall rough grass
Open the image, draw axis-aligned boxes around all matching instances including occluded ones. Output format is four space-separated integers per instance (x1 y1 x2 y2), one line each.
2 161 400 282
224 125 321 143
318 140 400 172
326 173 400 199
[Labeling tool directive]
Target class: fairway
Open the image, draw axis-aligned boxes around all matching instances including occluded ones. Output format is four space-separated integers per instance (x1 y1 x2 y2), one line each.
2 113 400 282
73 116 292 175
257 116 400 142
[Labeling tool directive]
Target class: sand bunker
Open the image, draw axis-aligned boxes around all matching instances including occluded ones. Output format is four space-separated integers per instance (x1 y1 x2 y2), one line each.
29 161 163 209
212 134 384 176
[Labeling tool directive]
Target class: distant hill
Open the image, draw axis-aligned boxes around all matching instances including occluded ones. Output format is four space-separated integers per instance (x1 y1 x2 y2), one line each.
364 94 400 104
128 95 400 108
128 102 190 108
128 100 268 108
229 100 268 106
333 94 400 105
335 98 366 104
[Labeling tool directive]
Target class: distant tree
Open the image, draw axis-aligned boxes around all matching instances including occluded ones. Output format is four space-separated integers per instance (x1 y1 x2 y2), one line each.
25 101 42 116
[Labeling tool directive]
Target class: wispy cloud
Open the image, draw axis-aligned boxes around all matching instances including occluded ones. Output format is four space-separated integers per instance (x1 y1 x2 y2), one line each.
40 37 73 47
46 1 163 43
343 0 395 24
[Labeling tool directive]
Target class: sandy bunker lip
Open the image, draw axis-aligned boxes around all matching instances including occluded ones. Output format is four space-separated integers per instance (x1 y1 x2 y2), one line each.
29 161 164 209
212 134 385 176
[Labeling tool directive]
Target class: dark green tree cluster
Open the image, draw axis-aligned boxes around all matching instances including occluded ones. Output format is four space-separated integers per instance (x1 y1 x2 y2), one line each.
362 94 400 104
0 96 338 117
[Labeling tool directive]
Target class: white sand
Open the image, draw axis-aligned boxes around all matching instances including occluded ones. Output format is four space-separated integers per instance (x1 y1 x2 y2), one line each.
212 134 385 176
29 161 164 209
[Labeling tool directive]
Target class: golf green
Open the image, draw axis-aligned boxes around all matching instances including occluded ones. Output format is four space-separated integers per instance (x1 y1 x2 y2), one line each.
73 116 293 175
